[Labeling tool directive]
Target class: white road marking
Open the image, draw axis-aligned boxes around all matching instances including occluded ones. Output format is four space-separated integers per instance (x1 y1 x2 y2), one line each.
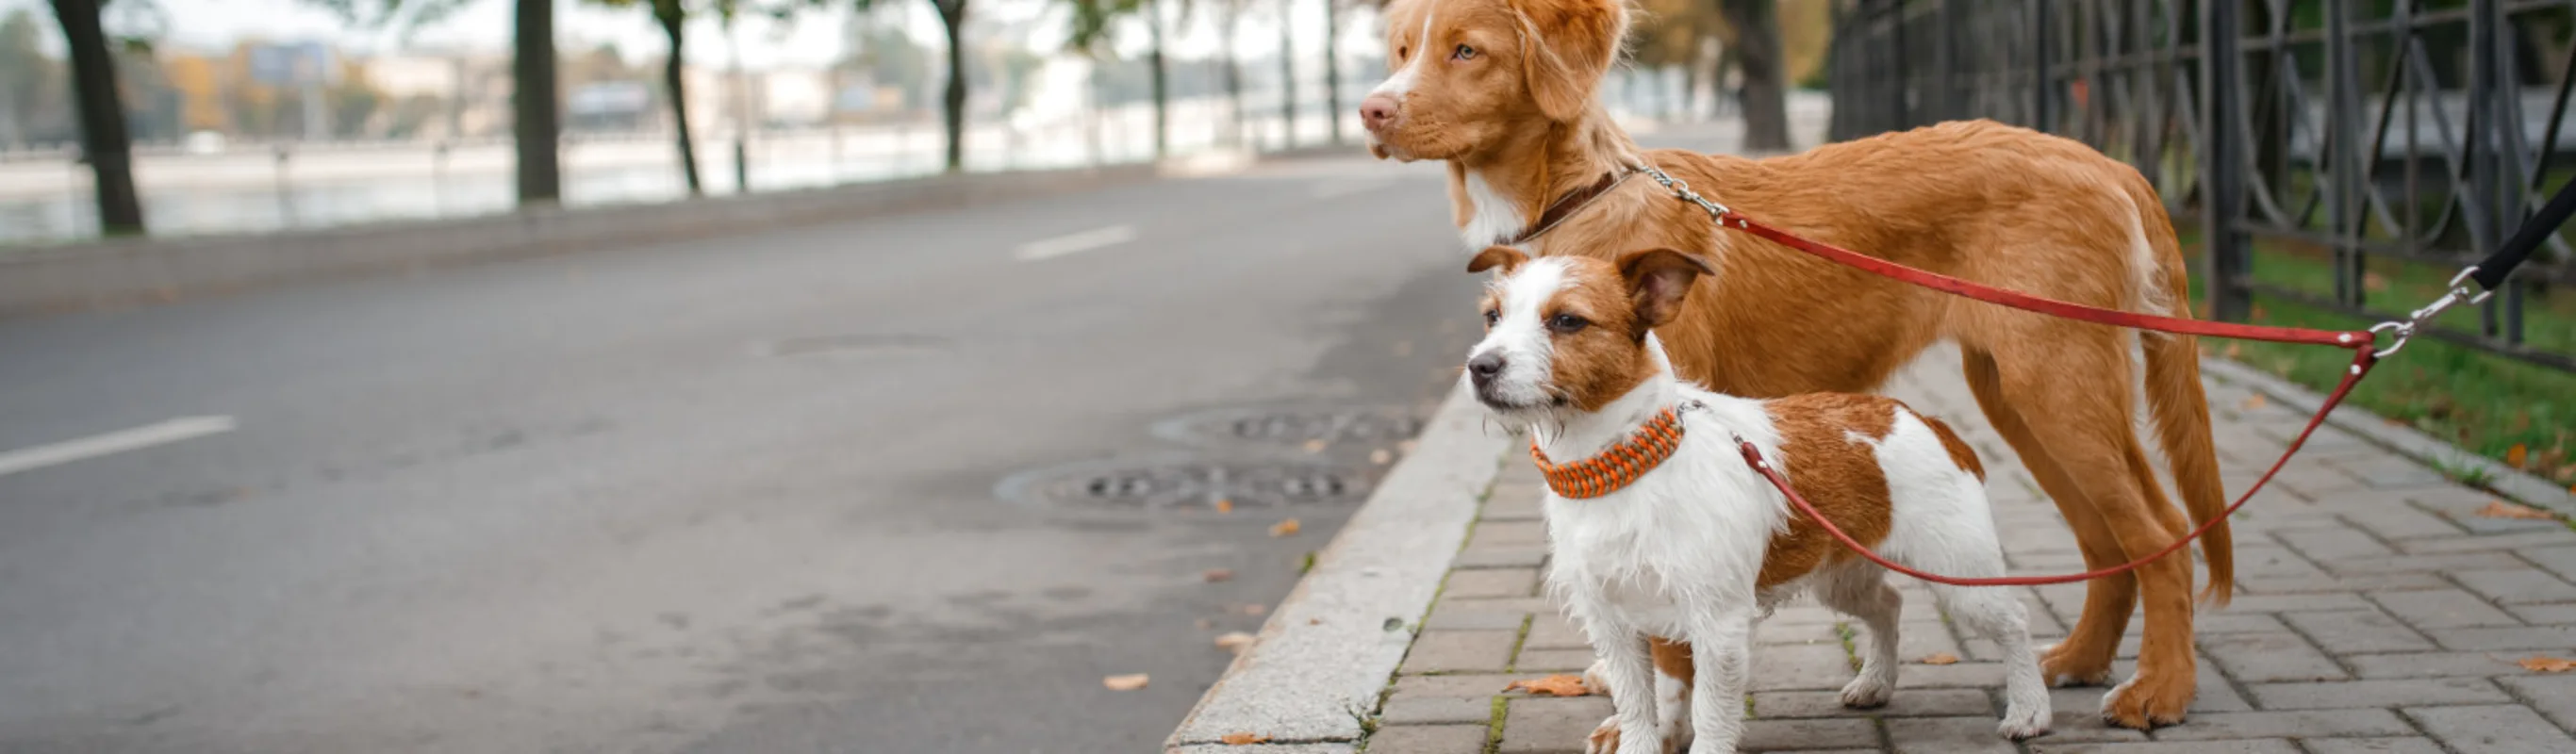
1014 224 1136 261
0 416 238 479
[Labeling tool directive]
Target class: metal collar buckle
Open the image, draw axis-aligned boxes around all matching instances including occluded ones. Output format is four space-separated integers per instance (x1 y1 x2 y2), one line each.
2370 266 2491 358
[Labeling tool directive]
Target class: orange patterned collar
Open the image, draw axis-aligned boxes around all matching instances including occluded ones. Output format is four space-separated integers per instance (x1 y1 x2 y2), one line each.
1529 406 1688 499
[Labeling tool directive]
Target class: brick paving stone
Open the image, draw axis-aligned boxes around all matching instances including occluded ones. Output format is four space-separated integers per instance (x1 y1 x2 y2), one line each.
2326 456 2450 489
2521 546 2576 582
1366 724 1492 754
2370 588 2524 629
2244 677 2509 709
2420 498 2568 535
2343 502 2472 540
1497 697 1612 754
1740 718 1881 751
1444 568 1540 599
1753 644 1860 691
1523 614 1586 649
1513 648 1592 672
2148 709 2414 741
2196 614 2292 634
1424 604 1537 631
1760 619 1847 646
2296 739 2447 754
2279 609 2435 653
2397 530 2576 555
1469 520 1549 549
2220 593 2375 613
2423 624 2576 651
1895 662 2008 689
2038 690 2160 743
2451 568 2576 605
1405 629 1522 674
2234 573 2450 595
2231 546 2327 578
2324 552 2532 576
2498 675 2576 730
1383 696 1502 726
1752 688 1992 719
1454 547 1548 569
2403 704 2576 753
2505 601 2576 624
2345 651 2534 679
1395 673 1524 697
1881 716 2021 754
2027 742 2300 753
2197 632 2348 682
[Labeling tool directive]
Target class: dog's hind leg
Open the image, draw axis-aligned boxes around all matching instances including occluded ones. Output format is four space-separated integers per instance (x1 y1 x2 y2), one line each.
1961 347 2131 688
1933 581 2053 740
1962 341 2198 729
1812 566 1901 709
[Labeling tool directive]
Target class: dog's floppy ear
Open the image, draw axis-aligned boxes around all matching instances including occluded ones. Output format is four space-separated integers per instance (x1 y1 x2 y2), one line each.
1467 246 1529 275
1515 0 1625 122
1617 248 1713 332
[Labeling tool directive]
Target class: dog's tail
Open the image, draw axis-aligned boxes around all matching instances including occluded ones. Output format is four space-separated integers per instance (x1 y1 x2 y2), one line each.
2125 174 2235 605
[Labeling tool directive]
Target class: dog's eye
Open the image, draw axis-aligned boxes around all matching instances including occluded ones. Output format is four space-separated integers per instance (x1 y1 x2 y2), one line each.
1453 44 1477 60
1483 308 1500 327
1547 314 1589 333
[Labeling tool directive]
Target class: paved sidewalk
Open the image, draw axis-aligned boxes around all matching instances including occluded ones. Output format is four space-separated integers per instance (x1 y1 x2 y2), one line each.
1363 346 2576 753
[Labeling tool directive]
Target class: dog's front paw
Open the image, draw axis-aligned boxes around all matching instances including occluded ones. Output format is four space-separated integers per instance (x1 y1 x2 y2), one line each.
1996 701 2052 741
2038 642 2114 687
1583 715 1619 754
2097 673 2191 729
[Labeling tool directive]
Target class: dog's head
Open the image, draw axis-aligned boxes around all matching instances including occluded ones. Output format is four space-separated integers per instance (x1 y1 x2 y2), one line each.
1461 246 1711 418
1360 0 1627 162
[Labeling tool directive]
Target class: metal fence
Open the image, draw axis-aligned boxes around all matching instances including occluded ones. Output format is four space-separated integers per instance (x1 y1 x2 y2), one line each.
1827 0 2576 371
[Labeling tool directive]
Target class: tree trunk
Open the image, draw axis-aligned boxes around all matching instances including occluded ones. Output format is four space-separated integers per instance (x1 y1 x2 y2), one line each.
49 0 142 234
1224 7 1244 146
1323 0 1341 141
656 4 702 195
1148 0 1168 158
513 0 562 205
937 0 966 172
1278 0 1295 148
1720 0 1790 152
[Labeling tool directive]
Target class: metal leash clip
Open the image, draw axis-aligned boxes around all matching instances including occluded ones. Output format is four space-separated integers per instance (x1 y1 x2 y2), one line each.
1635 163 1733 221
2370 266 2491 358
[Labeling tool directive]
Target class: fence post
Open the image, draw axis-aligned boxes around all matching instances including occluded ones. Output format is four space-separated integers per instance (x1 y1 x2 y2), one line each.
2325 0 2362 307
2031 0 2052 132
2200 0 2251 322
2467 0 2504 338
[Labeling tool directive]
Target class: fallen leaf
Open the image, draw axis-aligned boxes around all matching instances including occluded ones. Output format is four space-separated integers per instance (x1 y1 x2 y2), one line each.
1214 631 1256 652
1370 449 1393 465
1203 568 1235 582
1102 674 1149 691
1269 517 1302 537
2239 394 2268 411
1214 499 1235 514
1307 617 1321 625
2507 444 2529 468
1195 618 1214 630
1301 439 1328 453
2222 342 2243 360
1220 732 1271 746
2518 656 2576 673
1504 675 1593 697
2363 271 2390 291
1399 439 1419 453
1240 603 1267 616
2476 501 2557 520
1919 652 1961 665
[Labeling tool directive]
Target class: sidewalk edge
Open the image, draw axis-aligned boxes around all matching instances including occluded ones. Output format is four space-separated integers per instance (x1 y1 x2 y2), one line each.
2200 356 2576 516
1163 383 1509 752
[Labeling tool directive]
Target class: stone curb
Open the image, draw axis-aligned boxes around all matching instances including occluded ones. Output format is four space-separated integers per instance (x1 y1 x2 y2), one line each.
1163 383 1511 753
2199 356 2576 516
0 145 1369 321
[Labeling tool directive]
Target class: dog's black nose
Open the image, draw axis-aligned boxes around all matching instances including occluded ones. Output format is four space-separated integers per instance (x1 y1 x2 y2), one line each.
1467 352 1506 384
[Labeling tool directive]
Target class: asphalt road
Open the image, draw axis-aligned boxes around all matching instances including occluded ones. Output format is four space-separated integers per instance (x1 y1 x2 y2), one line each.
0 155 1483 753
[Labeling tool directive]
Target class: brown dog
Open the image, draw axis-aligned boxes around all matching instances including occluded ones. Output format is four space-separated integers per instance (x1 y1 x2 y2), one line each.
1358 0 2230 741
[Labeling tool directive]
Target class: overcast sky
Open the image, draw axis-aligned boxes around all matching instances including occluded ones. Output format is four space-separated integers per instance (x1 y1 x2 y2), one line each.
2 0 1361 69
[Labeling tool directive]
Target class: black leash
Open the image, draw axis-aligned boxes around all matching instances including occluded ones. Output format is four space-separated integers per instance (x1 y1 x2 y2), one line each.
2471 178 2576 291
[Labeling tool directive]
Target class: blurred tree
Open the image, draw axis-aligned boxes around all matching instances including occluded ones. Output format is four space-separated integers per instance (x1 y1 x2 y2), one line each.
1272 0 1288 146
1716 0 1788 151
1630 0 1717 119
0 9 69 146
1068 0 1176 157
309 0 558 204
47 0 145 234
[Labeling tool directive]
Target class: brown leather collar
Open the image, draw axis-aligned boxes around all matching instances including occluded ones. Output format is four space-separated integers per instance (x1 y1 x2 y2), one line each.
1494 168 1637 247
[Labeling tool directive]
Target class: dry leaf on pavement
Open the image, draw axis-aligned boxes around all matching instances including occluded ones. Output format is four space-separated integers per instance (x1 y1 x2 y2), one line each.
2506 444 2529 468
1214 631 1256 652
1219 732 1271 745
1214 499 1234 514
1301 439 1328 453
1102 674 1149 691
2518 656 2575 673
1269 518 1301 537
1919 652 1961 665
2476 501 2556 520
1504 675 1593 697
2239 394 2268 410
1240 603 1267 616
1370 449 1393 465
1202 568 1234 582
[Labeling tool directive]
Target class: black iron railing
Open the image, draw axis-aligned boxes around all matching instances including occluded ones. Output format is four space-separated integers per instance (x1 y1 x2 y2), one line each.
1827 0 2576 371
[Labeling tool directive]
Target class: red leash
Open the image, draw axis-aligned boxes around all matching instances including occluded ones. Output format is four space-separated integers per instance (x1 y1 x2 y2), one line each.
1634 163 2403 586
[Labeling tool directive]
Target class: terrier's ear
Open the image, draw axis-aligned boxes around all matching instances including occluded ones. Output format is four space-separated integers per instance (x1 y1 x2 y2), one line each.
1467 246 1530 275
1616 248 1714 333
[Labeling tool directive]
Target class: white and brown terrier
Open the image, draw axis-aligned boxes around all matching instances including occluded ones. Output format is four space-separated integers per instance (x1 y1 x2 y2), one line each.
1462 246 2050 753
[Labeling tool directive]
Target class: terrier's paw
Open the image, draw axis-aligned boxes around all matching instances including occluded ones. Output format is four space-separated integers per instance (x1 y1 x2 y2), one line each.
1838 675 1893 709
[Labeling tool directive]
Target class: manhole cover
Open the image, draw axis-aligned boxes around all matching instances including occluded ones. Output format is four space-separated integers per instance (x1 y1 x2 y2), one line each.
1153 405 1426 450
997 454 1371 511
